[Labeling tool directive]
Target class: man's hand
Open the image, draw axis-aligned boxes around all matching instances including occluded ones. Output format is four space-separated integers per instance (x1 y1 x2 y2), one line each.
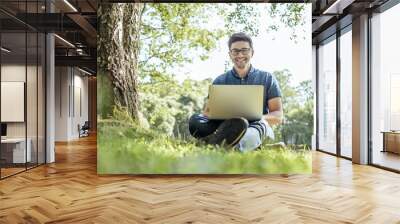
203 101 210 117
264 97 283 126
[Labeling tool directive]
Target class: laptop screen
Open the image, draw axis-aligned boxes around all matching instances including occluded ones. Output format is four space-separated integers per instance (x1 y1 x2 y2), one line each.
1 123 7 137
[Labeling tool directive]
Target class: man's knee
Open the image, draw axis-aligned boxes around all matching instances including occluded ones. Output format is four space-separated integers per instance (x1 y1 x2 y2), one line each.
249 119 275 140
188 114 202 137
237 127 262 152
188 113 217 138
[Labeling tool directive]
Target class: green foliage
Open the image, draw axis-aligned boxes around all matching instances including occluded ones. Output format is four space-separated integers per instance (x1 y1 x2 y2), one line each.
223 3 308 40
101 3 313 147
139 78 211 137
139 3 226 81
138 3 308 82
136 3 310 142
137 3 227 134
296 80 314 104
281 100 313 146
174 78 212 138
273 69 298 110
268 3 308 41
273 70 314 146
224 3 261 36
97 120 312 174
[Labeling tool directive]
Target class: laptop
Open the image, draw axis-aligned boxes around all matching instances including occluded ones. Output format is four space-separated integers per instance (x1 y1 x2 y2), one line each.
207 85 264 120
1 123 6 140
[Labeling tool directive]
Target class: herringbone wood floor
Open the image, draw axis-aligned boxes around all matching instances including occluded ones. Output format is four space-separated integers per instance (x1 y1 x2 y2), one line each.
1 135 400 224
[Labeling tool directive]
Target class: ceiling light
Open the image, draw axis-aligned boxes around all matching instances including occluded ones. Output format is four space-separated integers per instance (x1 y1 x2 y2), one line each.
78 67 93 76
54 34 75 48
322 0 354 15
1 47 11 53
76 48 85 55
63 0 78 12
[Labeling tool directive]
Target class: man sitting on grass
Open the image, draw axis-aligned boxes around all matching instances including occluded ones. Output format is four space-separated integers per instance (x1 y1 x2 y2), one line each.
188 32 283 152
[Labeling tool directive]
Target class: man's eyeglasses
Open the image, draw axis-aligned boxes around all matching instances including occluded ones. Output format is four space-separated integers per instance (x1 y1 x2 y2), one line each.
230 48 252 56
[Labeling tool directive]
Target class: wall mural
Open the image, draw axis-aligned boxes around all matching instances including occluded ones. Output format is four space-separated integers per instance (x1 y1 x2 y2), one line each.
97 2 313 174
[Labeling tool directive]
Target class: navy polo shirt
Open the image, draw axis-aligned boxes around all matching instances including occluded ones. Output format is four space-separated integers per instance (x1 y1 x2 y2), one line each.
212 65 282 114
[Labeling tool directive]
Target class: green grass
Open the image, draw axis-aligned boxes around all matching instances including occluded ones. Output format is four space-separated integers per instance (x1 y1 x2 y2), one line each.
97 119 312 174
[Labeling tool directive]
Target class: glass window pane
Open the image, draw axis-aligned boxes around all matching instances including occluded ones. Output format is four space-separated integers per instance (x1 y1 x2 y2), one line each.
318 37 337 154
371 3 400 171
27 31 38 169
1 0 46 179
1 31 27 177
340 29 352 158
38 32 45 165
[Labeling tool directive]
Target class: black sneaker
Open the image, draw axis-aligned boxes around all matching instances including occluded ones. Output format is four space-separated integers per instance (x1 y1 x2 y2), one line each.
201 117 248 148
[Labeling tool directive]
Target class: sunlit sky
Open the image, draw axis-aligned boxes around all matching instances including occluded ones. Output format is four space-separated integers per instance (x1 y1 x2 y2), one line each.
173 4 312 86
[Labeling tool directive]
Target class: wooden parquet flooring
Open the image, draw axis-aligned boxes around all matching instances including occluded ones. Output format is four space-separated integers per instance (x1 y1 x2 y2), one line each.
1 135 400 223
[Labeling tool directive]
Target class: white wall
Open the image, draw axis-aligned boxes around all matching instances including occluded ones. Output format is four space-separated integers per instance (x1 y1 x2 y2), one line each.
55 67 89 141
55 66 69 141
1 65 42 137
1 82 25 122
74 72 89 137
1 64 26 81
1 65 26 138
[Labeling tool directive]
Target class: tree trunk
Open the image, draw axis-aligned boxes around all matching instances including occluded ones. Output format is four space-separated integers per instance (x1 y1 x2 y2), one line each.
98 3 144 120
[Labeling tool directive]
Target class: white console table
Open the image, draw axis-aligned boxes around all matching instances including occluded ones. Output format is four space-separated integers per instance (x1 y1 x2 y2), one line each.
1 138 32 163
